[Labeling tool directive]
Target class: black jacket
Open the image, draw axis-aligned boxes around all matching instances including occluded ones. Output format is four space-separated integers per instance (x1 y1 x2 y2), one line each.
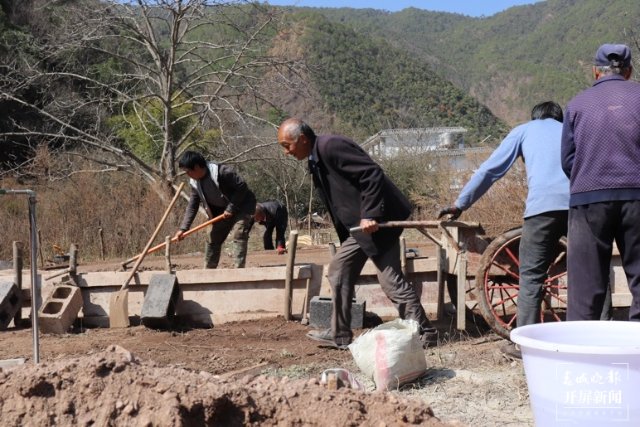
256 200 288 249
180 163 256 231
309 134 411 257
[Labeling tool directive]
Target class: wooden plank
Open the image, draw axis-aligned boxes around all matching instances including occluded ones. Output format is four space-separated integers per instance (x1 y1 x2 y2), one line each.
436 246 446 320
457 251 467 330
0 265 312 291
612 293 632 308
284 231 299 320
72 264 312 288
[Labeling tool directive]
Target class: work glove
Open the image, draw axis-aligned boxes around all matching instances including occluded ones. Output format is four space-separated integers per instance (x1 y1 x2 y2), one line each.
276 246 286 255
437 206 462 221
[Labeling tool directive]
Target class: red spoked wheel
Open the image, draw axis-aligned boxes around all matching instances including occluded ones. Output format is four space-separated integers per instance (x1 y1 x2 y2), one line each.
473 227 568 339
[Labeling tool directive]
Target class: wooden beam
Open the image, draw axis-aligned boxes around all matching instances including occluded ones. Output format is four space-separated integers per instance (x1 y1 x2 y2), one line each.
71 265 313 288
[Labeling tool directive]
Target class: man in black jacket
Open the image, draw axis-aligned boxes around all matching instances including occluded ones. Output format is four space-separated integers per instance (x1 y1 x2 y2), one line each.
254 200 288 255
277 118 438 349
174 151 256 269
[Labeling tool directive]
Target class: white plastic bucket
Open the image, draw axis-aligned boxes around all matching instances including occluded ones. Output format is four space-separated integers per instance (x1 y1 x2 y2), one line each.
511 321 640 426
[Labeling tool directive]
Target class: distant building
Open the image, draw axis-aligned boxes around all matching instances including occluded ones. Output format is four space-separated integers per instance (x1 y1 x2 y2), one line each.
361 127 468 156
361 127 493 190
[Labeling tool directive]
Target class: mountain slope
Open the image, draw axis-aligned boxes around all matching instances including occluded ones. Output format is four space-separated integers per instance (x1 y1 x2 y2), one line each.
304 0 640 124
273 11 507 143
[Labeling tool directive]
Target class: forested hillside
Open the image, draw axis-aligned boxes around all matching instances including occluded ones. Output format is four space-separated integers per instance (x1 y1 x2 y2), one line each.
306 0 640 124
273 11 506 142
3 0 639 258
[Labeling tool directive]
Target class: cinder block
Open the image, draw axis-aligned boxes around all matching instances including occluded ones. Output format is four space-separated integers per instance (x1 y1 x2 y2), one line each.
141 274 179 329
309 296 365 329
38 283 83 334
0 281 22 330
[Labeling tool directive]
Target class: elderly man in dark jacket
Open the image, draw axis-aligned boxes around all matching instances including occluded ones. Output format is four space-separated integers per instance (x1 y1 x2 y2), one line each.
254 200 288 254
561 44 640 321
277 118 438 349
174 151 256 269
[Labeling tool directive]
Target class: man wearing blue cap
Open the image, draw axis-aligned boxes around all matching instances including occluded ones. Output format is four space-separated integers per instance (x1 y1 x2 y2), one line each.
561 43 640 321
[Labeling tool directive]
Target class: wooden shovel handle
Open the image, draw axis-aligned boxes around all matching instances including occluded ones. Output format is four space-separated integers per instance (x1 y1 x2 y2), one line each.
121 212 227 268
119 182 185 290
349 220 478 233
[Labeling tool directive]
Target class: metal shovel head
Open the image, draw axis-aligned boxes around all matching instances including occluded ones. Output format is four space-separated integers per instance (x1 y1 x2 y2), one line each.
109 289 130 328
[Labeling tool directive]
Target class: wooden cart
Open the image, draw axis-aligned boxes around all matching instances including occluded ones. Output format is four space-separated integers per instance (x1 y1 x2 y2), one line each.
416 220 628 339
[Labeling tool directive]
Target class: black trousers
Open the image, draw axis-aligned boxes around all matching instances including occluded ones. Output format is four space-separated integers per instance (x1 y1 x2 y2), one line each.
326 236 433 341
567 200 640 320
517 211 568 327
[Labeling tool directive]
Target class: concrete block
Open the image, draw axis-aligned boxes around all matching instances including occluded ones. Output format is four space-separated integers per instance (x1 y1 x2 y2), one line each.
38 283 83 334
309 296 365 329
141 274 179 329
0 281 22 330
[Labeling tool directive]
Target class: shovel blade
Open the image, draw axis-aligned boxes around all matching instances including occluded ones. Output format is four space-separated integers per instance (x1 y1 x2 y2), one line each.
109 289 130 328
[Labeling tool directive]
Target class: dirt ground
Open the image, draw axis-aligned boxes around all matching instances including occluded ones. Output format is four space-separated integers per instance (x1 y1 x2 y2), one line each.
0 241 534 426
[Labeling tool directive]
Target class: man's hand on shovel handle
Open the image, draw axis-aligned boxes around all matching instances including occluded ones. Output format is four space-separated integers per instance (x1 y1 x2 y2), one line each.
359 218 379 234
173 230 185 241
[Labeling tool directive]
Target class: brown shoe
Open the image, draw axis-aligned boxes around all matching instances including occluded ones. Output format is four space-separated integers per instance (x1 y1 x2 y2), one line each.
306 329 350 349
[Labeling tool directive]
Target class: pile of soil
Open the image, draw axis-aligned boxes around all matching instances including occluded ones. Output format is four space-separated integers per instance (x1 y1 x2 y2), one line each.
0 345 448 426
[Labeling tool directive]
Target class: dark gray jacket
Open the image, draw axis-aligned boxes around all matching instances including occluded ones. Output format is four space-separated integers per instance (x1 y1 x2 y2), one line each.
179 162 256 231
255 200 288 250
309 134 411 257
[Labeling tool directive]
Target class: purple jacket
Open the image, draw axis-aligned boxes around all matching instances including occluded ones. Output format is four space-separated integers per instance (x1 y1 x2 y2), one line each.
561 75 640 206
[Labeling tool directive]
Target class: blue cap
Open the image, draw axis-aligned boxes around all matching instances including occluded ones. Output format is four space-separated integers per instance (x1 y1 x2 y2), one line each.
594 44 632 67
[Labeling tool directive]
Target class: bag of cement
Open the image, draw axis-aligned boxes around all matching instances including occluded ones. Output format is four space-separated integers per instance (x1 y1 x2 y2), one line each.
349 319 427 391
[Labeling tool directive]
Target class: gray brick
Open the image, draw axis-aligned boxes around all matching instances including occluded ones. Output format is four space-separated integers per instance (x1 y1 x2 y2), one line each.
38 283 83 334
0 281 22 330
141 274 179 329
309 296 365 329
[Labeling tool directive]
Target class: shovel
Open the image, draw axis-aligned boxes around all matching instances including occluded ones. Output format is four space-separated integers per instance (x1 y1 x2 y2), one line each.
348 220 470 233
120 212 228 270
109 182 185 328
349 220 479 253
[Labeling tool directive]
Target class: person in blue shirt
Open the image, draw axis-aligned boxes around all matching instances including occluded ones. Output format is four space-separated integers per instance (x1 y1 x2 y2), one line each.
439 101 567 359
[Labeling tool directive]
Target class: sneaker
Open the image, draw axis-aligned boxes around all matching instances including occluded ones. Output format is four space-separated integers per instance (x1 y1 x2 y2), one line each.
306 329 350 350
499 342 522 360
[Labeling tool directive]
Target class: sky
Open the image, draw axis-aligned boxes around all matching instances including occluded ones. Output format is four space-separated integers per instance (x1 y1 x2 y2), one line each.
264 0 543 17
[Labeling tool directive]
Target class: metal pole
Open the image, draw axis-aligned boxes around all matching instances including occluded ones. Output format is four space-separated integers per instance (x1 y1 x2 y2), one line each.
1 189 40 363
13 241 23 326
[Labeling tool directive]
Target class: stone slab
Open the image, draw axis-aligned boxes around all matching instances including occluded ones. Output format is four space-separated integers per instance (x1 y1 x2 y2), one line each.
309 296 365 329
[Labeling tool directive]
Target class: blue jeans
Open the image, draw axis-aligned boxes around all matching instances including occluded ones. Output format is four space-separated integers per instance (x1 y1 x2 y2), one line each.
517 211 568 328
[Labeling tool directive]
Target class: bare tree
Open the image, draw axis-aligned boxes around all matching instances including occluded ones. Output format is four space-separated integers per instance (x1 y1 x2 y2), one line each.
0 0 299 197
